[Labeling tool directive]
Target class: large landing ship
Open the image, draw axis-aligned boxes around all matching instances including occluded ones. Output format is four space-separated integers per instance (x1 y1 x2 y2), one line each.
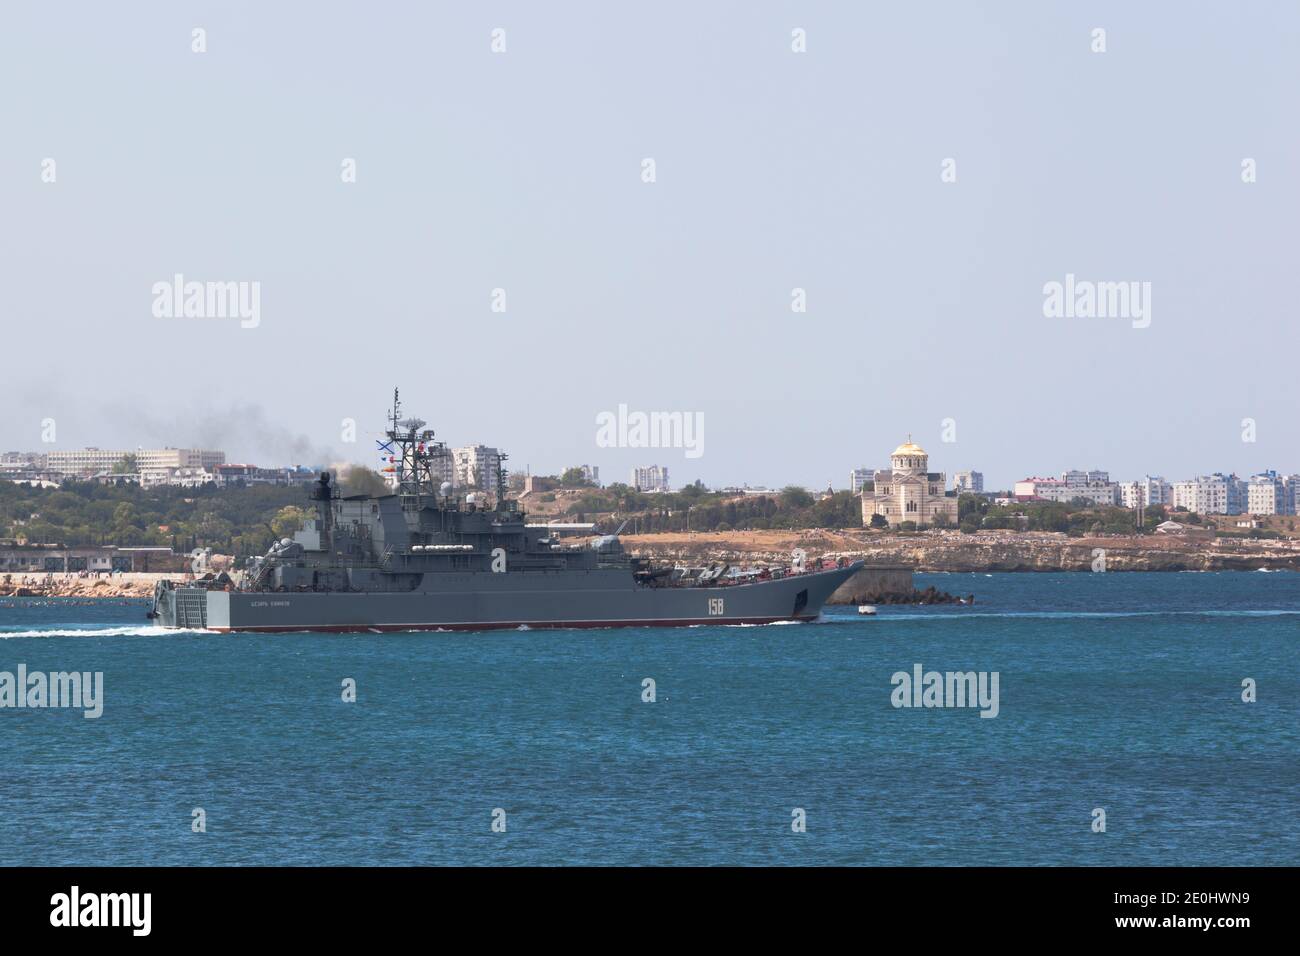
152 393 860 632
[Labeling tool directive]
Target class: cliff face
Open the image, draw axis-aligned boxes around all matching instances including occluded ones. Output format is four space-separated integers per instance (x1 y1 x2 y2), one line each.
851 536 1300 572
618 530 1300 573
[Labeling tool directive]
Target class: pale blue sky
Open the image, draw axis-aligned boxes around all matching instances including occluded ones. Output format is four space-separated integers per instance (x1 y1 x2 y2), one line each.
2 2 1297 490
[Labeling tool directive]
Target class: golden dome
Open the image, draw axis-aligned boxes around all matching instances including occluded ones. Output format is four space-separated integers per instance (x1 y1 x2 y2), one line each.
891 440 927 458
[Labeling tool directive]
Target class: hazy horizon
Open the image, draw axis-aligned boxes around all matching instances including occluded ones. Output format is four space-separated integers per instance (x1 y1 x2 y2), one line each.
3 2 1297 491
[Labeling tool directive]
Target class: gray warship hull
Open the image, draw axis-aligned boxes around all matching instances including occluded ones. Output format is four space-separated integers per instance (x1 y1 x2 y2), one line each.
154 562 860 632
152 392 862 634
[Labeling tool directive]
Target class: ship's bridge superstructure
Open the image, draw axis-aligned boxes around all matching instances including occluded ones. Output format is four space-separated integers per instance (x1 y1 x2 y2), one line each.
244 390 628 594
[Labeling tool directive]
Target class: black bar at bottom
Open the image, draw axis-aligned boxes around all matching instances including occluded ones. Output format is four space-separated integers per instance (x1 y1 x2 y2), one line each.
0 866 1285 941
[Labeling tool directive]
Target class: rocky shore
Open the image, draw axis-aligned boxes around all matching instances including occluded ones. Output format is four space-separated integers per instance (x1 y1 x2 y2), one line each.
1 573 158 599
870 585 974 606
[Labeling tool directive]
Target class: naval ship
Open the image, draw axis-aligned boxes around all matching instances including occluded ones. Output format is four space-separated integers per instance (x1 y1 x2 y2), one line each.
152 393 861 632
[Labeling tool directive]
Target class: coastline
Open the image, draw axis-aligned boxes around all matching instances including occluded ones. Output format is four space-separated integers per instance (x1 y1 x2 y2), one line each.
615 529 1300 573
6 528 1300 600
1 572 163 599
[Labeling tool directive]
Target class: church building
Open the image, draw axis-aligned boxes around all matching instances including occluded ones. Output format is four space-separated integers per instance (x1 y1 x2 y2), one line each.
862 438 960 528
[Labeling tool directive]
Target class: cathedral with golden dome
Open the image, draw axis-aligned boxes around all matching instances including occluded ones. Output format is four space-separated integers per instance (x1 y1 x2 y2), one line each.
862 437 960 528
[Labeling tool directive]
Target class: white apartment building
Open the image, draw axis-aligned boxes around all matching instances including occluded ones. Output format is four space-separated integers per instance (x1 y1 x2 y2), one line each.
1016 477 1116 506
1013 477 1056 498
849 467 874 495
1172 476 1230 515
1119 476 1171 509
1247 474 1286 515
452 445 502 490
1143 476 1172 507
631 464 670 492
139 448 225 472
44 449 125 473
140 466 216 488
1061 469 1110 487
46 447 225 476
1053 482 1116 506
953 470 984 493
1119 481 1142 510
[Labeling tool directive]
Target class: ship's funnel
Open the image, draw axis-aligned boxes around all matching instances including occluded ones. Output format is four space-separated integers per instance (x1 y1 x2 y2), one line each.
311 471 332 501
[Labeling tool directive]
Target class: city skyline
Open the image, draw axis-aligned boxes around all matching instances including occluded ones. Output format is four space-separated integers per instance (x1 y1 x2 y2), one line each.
7 433 1300 503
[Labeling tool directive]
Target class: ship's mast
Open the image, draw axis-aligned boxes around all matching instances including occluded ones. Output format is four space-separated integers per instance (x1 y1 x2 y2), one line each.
384 387 446 511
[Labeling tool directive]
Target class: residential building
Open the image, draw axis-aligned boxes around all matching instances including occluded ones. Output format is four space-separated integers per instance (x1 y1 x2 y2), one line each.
0 452 57 485
1013 477 1058 499
40 448 124 474
45 447 226 476
631 465 670 493
1283 475 1300 515
139 466 216 488
138 448 226 473
1225 474 1248 515
1118 481 1143 510
1016 476 1116 506
213 464 312 487
1 451 48 468
849 468 874 495
1172 475 1237 515
1142 476 1172 507
953 470 984 493
428 449 455 487
1247 472 1285 515
1061 469 1110 487
1119 476 1171 509
1061 483 1117 506
0 544 184 574
90 471 141 486
452 445 502 491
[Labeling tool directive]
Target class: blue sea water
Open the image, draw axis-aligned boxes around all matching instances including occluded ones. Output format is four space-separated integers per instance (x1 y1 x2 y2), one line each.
1 572 1296 866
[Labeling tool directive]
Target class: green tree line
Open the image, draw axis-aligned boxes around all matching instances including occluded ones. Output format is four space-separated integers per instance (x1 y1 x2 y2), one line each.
0 481 312 557
570 483 863 532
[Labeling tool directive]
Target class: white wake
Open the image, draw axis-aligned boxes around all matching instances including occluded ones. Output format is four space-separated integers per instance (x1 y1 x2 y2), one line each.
0 625 215 639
